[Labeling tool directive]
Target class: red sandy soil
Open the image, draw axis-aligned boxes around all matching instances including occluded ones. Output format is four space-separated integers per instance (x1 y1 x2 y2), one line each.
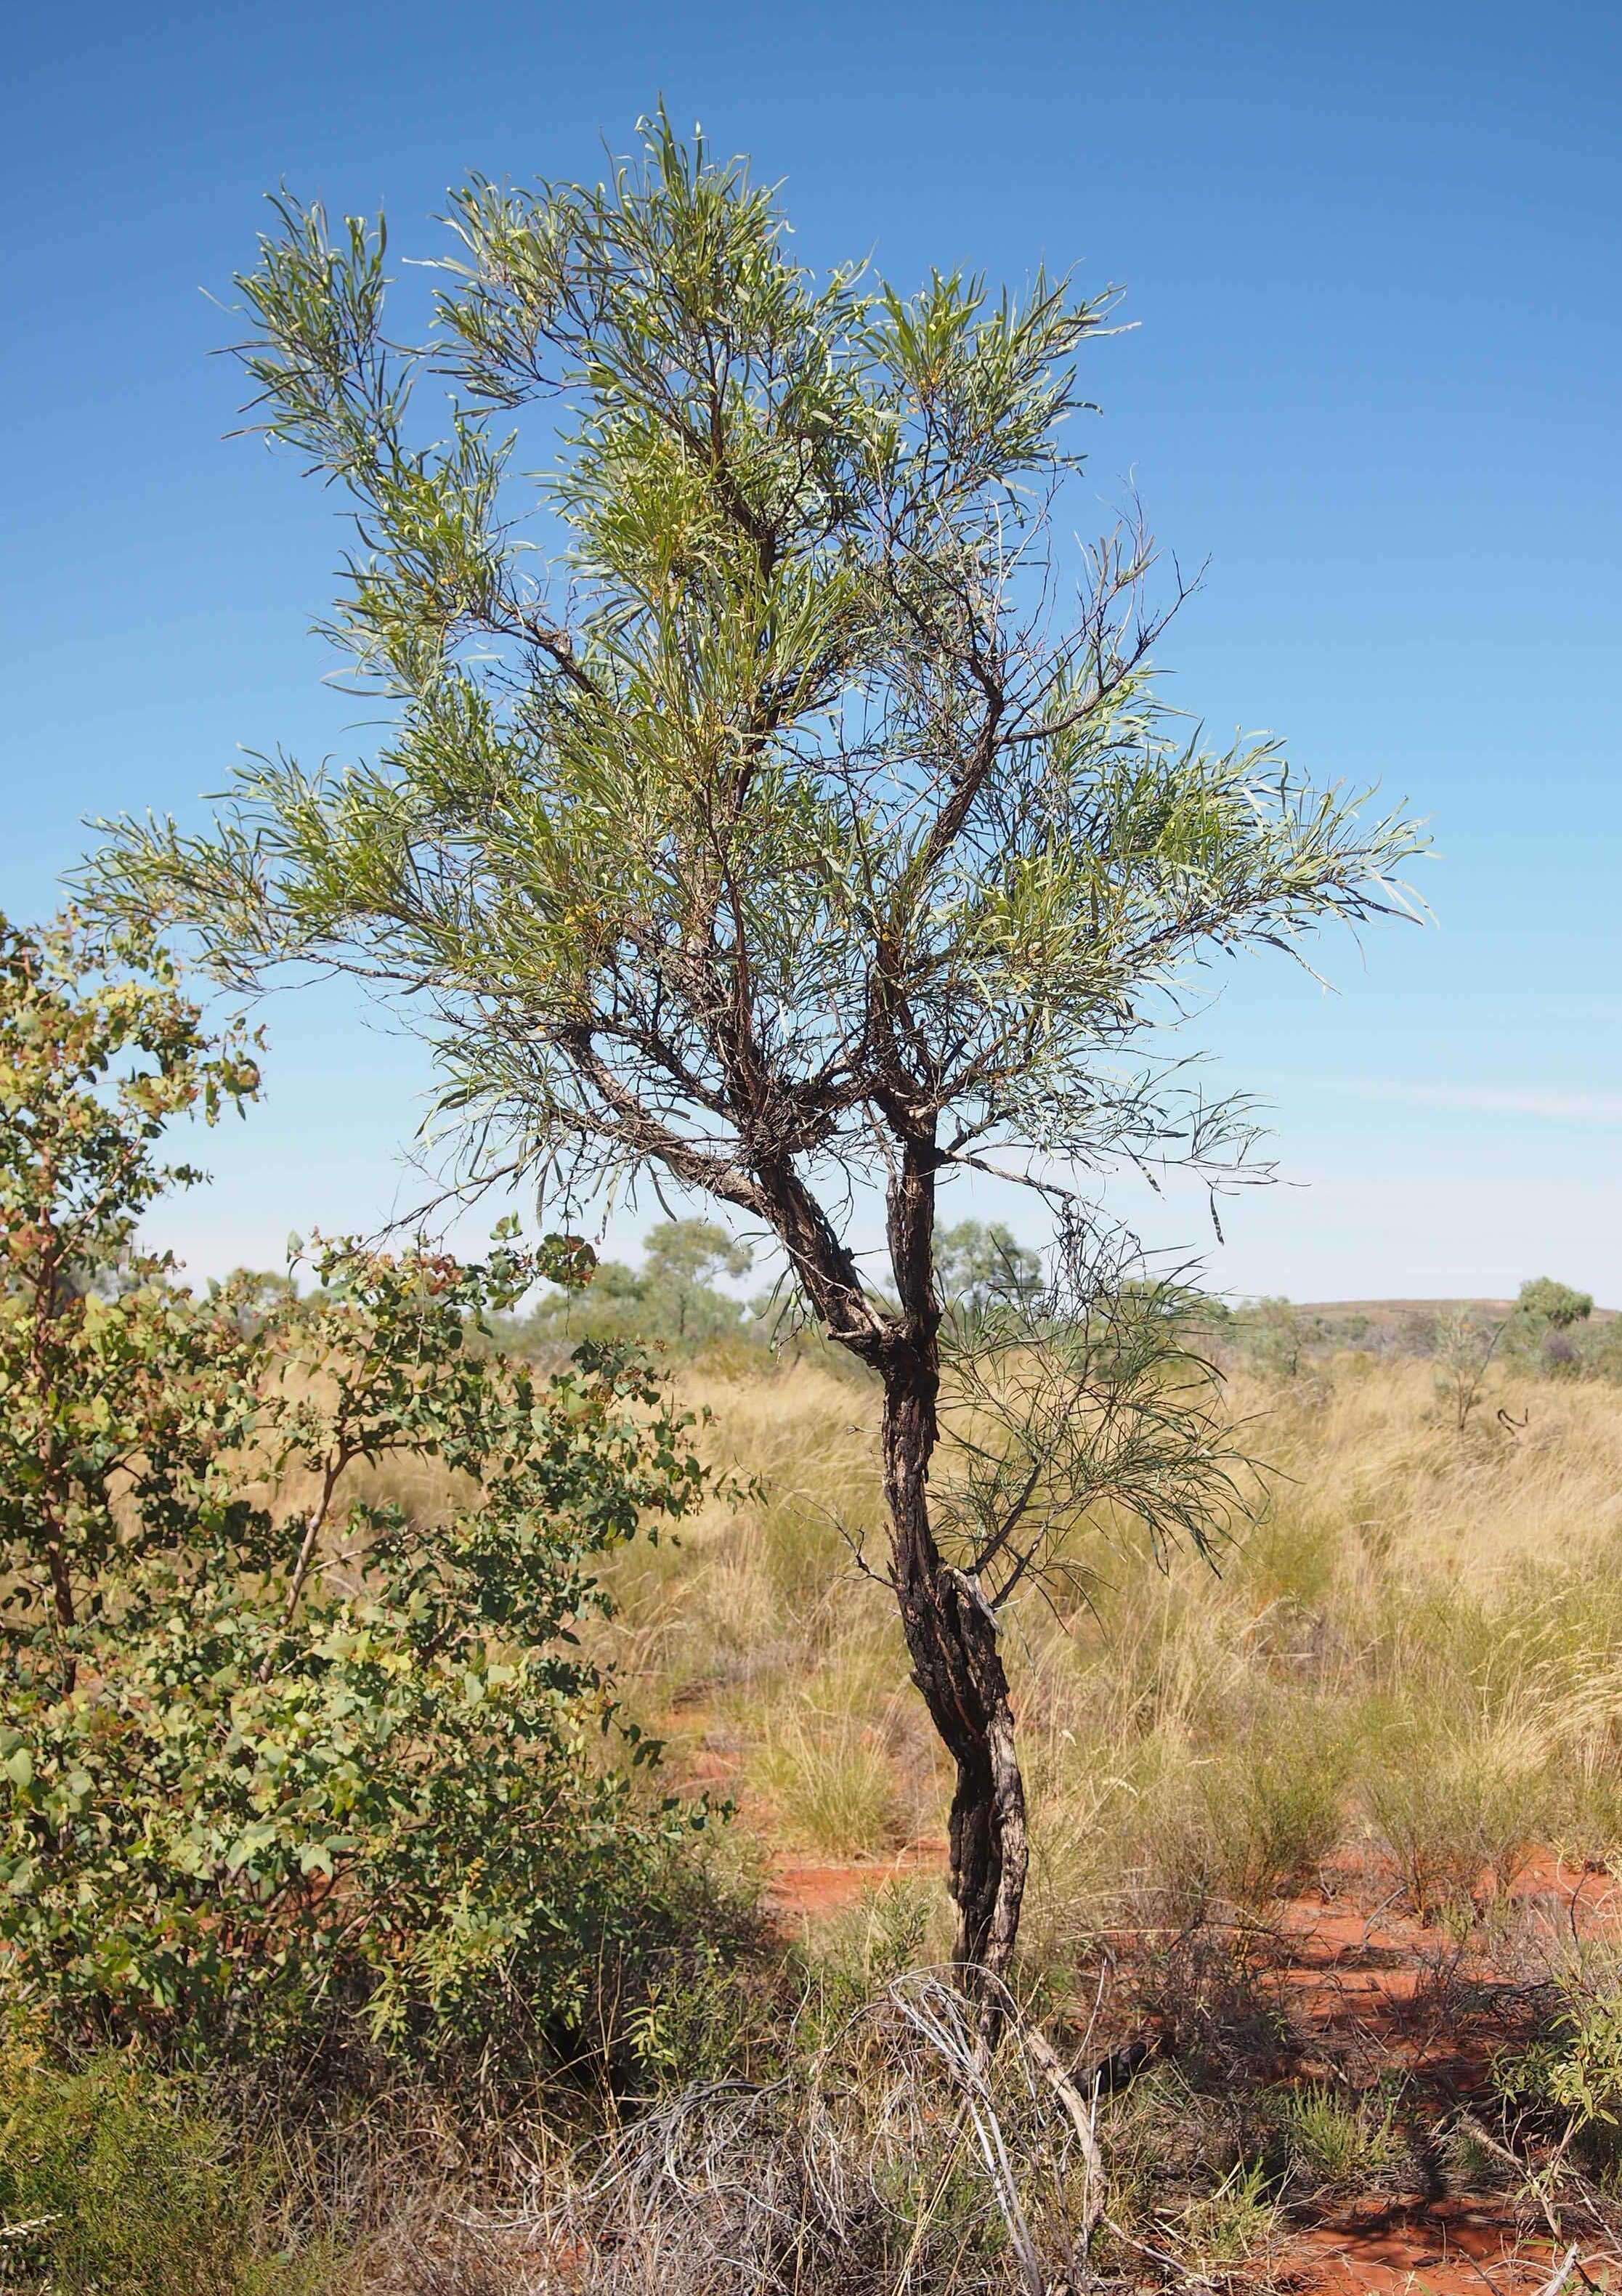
1261 1861 1618 2290
765 1841 949 1919
1279 2202 1569 2295
1263 1854 1608 2005
763 1842 1621 2293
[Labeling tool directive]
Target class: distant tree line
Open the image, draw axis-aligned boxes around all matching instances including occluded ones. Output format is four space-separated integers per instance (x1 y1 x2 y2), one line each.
1221 1278 1621 1389
495 1216 1053 1364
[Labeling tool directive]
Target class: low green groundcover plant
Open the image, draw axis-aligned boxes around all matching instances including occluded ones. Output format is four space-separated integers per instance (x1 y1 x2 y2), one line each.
0 2043 319 2295
0 911 721 2070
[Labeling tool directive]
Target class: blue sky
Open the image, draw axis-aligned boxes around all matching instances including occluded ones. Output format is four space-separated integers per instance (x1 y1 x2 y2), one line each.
5 0 1619 1302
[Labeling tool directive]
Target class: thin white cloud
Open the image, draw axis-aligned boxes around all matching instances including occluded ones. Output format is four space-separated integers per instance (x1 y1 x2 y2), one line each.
1327 1081 1622 1124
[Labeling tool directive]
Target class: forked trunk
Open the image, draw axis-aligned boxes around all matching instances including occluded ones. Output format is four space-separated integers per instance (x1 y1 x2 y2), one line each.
881 1350 1029 2016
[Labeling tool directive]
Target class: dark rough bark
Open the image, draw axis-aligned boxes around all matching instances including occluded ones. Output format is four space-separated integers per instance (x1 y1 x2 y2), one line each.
749 1131 1031 2008
879 1140 1029 2012
882 1350 1029 1995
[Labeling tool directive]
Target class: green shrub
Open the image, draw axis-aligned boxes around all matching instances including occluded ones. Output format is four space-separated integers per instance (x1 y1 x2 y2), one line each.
1363 1715 1550 1918
0 914 723 2074
795 1879 942 2027
1430 1307 1503 1429
1515 1276 1594 1332
1501 1275 1594 1378
1500 1968 1622 2135
503 1217 758 1355
1234 1298 1311 1382
1133 1705 1349 1917
0 1264 718 2069
1222 1722 1349 1903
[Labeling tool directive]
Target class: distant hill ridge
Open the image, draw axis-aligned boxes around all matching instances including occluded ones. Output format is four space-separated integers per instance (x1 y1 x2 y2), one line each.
1298 1297 1616 1320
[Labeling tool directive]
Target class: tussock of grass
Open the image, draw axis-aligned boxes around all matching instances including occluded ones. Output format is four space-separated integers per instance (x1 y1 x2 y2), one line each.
1172 2155 1280 2271
750 1705 909 1857
1270 2077 1404 2194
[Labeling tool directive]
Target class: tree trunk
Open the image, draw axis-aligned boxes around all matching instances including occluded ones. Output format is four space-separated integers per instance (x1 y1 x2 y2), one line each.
747 1139 1031 2013
879 1140 1029 2021
882 1358 1029 2003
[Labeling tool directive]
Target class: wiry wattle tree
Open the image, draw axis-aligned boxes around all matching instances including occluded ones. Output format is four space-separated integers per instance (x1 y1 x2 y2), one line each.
94 114 1421 2009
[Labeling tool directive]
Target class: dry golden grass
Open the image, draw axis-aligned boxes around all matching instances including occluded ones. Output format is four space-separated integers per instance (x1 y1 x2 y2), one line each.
585 1352 1622 1967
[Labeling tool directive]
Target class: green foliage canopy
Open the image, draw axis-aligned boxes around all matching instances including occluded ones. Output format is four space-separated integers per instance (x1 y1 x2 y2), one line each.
1514 1275 1594 1333
0 909 265 1672
89 115 1422 1315
933 1220 1044 1320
